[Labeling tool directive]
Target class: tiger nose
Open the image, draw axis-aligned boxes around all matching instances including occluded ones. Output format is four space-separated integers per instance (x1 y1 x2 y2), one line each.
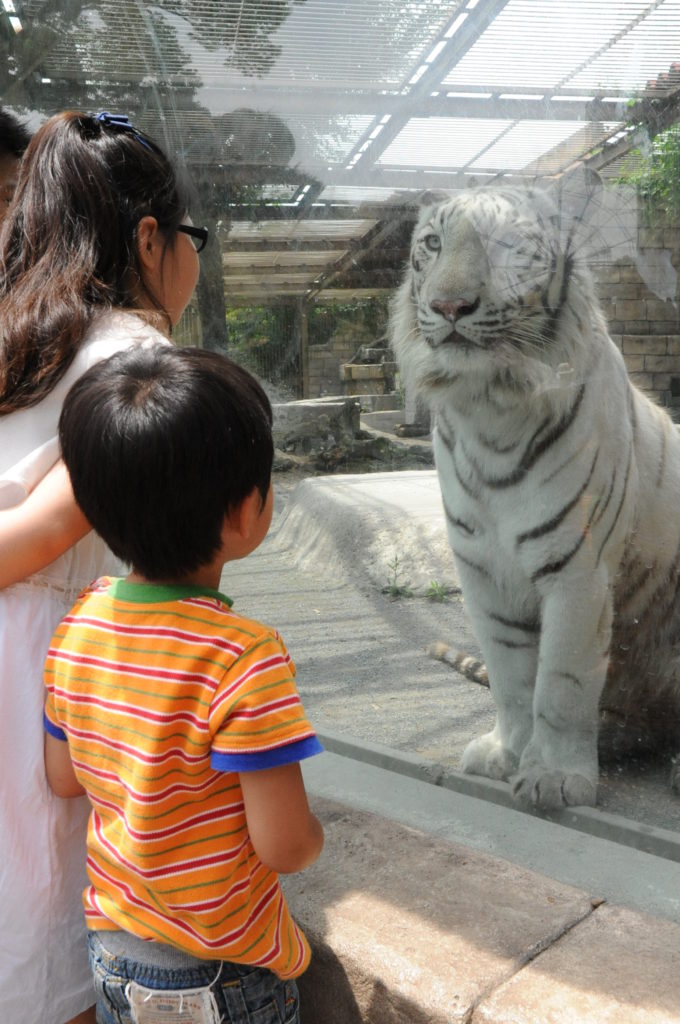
430 298 478 321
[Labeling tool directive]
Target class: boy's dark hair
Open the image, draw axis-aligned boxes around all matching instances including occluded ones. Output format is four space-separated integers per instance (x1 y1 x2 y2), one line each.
0 107 31 157
59 345 274 580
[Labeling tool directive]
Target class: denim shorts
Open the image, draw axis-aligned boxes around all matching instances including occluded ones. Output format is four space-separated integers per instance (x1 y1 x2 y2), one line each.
87 931 300 1024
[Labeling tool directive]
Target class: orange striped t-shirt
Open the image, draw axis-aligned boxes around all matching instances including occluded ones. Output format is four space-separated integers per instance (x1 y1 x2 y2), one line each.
43 577 323 979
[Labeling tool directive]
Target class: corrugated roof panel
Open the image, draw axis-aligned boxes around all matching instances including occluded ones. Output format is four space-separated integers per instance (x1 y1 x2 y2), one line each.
442 0 671 93
568 0 680 92
378 118 513 169
223 251 344 269
292 116 376 168
224 272 319 287
470 120 621 172
227 220 376 243
318 186 413 204
27 0 462 91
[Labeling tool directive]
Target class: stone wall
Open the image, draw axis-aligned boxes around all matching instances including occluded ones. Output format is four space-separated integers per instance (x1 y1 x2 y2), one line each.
307 336 357 398
307 337 399 410
592 221 680 417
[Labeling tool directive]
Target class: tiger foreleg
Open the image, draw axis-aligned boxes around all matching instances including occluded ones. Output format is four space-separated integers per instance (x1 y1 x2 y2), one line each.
460 633 538 782
511 576 612 810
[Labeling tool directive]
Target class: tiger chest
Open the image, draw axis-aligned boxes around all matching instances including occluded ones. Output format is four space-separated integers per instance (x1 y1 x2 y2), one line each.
432 420 604 602
433 429 534 589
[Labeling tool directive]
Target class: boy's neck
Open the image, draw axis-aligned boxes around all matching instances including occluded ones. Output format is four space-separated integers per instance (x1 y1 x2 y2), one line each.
126 561 224 592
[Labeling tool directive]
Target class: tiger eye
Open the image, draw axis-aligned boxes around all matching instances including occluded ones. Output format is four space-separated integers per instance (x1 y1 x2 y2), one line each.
424 234 441 252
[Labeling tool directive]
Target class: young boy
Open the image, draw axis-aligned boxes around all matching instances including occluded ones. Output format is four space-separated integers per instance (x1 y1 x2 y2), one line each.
43 344 324 1024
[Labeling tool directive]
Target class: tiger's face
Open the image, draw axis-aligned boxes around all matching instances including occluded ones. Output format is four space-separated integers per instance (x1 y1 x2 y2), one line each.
408 187 569 357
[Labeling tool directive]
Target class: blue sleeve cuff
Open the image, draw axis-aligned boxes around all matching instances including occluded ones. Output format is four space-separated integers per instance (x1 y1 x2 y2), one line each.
211 734 324 773
43 712 67 742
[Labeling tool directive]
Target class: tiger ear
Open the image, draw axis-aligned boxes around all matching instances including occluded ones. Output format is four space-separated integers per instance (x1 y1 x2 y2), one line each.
415 188 455 209
545 163 604 224
543 162 638 265
411 189 459 233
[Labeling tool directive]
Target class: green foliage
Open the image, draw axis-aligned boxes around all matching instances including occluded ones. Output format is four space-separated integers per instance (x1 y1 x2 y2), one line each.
224 305 298 388
425 580 450 602
308 297 390 347
613 122 680 220
381 555 413 600
222 295 390 392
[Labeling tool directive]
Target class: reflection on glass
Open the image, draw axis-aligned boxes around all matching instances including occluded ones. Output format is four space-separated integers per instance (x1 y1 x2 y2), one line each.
4 0 680 832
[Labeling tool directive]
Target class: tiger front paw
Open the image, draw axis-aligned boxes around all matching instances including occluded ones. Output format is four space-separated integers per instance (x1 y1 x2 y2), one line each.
462 731 519 782
511 767 597 810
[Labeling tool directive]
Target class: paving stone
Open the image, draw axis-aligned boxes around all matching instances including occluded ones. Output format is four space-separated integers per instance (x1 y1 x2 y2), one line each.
472 903 680 1024
283 798 594 1024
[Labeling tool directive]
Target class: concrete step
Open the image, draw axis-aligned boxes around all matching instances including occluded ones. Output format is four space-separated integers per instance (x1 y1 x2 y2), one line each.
285 753 680 1024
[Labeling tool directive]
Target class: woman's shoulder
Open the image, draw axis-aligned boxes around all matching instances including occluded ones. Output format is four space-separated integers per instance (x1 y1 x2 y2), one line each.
79 310 170 369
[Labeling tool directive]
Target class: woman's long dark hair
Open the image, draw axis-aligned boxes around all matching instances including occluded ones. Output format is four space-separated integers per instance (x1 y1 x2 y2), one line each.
0 111 189 413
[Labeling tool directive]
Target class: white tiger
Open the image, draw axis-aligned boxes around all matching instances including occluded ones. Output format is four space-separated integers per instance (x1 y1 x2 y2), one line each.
389 179 680 810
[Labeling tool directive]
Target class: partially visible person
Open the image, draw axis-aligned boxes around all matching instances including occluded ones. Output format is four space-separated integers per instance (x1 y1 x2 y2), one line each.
0 106 31 225
0 109 205 1024
45 344 324 1024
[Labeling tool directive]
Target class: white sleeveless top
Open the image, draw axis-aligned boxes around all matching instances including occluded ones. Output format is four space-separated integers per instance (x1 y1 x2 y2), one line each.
0 311 169 1023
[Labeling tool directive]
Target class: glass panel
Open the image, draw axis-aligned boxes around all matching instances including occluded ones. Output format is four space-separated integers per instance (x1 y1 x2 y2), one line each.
3 0 680 845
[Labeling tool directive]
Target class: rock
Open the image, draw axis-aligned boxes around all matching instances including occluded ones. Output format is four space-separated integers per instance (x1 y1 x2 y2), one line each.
273 398 361 455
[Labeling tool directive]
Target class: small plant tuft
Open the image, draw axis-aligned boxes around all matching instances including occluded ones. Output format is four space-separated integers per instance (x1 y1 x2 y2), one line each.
425 579 450 602
382 554 413 599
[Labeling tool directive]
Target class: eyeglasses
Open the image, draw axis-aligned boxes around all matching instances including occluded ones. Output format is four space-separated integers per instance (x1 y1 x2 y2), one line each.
177 224 209 253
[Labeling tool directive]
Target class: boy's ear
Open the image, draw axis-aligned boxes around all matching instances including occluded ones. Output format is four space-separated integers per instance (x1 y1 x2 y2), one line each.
136 215 162 272
224 487 262 541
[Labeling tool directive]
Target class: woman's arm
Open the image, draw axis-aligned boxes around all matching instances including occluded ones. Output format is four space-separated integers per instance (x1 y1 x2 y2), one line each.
0 460 90 588
239 762 324 874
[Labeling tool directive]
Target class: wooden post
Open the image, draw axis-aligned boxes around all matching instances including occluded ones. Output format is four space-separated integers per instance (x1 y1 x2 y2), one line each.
298 297 309 399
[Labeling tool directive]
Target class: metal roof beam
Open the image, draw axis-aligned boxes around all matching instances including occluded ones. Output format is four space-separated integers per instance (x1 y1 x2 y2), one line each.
347 0 512 175
31 78 624 124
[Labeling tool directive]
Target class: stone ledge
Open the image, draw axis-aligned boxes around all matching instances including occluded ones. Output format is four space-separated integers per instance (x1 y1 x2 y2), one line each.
284 799 680 1024
473 904 680 1024
270 472 454 594
340 363 398 381
284 798 595 1024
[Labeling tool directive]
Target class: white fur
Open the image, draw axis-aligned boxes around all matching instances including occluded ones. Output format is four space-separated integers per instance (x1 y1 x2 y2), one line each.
390 185 680 809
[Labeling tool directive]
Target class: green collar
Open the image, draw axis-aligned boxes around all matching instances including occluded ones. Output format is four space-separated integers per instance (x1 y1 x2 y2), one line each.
108 578 233 607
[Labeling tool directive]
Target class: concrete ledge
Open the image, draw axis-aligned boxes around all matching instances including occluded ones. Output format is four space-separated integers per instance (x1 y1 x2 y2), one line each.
272 471 458 593
317 728 680 864
285 798 595 1024
284 795 680 1024
473 904 680 1023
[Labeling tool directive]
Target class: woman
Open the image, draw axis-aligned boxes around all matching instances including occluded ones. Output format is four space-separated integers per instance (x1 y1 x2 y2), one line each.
0 109 204 1024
